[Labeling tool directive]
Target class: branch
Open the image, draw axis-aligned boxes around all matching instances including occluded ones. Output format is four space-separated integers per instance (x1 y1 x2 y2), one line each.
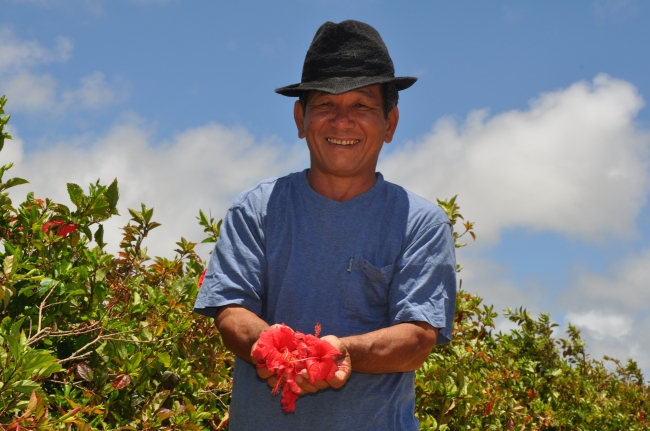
27 320 104 346
37 282 58 334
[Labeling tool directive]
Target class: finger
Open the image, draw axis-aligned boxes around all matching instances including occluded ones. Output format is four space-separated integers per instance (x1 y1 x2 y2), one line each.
266 376 278 388
312 379 330 390
294 374 319 394
257 367 274 379
297 369 330 390
327 363 351 389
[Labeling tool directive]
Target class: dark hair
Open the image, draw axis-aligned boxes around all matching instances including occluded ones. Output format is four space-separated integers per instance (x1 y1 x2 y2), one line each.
298 83 399 119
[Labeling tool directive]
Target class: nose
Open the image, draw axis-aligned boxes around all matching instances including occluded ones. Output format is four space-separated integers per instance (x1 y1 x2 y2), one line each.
330 106 355 129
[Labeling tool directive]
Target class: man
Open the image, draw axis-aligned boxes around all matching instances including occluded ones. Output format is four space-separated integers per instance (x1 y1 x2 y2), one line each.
194 20 456 430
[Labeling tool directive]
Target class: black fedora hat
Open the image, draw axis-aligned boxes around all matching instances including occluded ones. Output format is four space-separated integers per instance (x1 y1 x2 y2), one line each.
275 20 417 97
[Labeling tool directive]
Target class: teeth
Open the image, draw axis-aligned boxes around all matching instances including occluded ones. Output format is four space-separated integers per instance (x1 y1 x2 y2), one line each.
327 138 360 145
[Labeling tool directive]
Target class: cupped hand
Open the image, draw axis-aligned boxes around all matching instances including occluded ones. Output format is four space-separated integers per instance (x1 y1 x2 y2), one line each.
319 335 352 389
250 323 284 387
252 328 352 395
292 334 352 394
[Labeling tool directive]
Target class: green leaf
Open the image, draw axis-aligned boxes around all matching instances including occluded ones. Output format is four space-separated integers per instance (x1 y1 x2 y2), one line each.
67 183 85 208
18 285 36 298
157 351 171 368
94 224 105 248
22 349 61 377
10 316 25 338
38 278 59 297
10 379 40 394
0 177 29 192
105 178 119 213
81 225 93 240
149 390 169 412
3 255 16 277
7 330 21 360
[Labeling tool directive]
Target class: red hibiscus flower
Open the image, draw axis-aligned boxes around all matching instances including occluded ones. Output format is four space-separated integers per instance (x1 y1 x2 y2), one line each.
300 334 340 384
252 323 341 413
198 269 207 287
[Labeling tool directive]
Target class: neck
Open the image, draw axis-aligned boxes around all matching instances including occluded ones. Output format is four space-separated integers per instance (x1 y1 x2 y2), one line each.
306 169 377 202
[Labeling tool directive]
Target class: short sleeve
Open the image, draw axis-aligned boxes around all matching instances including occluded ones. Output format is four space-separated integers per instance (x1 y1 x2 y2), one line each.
193 205 267 318
388 221 457 344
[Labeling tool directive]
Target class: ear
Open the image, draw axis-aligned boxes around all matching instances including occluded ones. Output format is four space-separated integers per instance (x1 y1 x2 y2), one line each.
384 106 399 144
294 100 306 139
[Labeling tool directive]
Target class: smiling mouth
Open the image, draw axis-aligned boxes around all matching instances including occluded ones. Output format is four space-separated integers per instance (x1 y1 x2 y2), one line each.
327 138 360 146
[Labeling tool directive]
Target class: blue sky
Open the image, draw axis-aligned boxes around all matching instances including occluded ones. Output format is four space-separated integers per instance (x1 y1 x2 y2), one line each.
2 0 649 372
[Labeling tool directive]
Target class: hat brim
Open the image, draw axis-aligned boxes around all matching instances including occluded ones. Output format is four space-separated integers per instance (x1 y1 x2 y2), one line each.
275 76 417 97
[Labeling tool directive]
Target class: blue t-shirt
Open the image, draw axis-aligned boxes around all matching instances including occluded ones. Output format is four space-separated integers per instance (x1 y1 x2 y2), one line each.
194 170 456 431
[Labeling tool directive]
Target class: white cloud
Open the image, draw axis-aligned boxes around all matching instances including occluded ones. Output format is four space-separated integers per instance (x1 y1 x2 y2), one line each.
565 310 633 339
2 72 58 111
0 28 126 113
380 74 650 244
61 72 129 110
563 247 650 313
2 116 307 258
562 312 649 373
0 28 71 75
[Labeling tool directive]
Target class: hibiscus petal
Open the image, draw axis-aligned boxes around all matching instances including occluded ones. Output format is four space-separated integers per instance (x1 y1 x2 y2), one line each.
280 386 299 413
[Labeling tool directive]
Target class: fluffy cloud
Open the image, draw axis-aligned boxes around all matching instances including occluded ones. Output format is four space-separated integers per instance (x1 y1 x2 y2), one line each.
559 246 650 373
563 247 650 314
0 28 126 113
1 116 307 258
565 310 634 339
0 28 71 74
380 74 650 244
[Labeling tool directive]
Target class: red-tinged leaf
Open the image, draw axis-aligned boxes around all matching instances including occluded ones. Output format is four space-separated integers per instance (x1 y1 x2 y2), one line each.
484 400 494 415
76 363 93 381
57 223 78 237
198 269 207 287
157 408 175 421
216 411 229 429
43 220 64 233
113 374 131 390
528 389 537 399
73 420 93 431
507 419 515 430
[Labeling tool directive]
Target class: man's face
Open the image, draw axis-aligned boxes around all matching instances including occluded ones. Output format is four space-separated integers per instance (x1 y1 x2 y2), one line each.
293 84 399 180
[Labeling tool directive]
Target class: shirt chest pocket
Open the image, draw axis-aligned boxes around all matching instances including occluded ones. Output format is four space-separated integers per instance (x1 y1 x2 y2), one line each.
343 256 394 325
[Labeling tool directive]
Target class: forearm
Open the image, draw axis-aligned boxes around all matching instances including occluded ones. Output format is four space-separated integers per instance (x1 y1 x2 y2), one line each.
214 304 269 363
341 321 438 374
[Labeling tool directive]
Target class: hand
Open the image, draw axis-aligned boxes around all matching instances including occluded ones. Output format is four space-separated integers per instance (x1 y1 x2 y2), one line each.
251 324 282 383
293 334 352 394
253 331 352 395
